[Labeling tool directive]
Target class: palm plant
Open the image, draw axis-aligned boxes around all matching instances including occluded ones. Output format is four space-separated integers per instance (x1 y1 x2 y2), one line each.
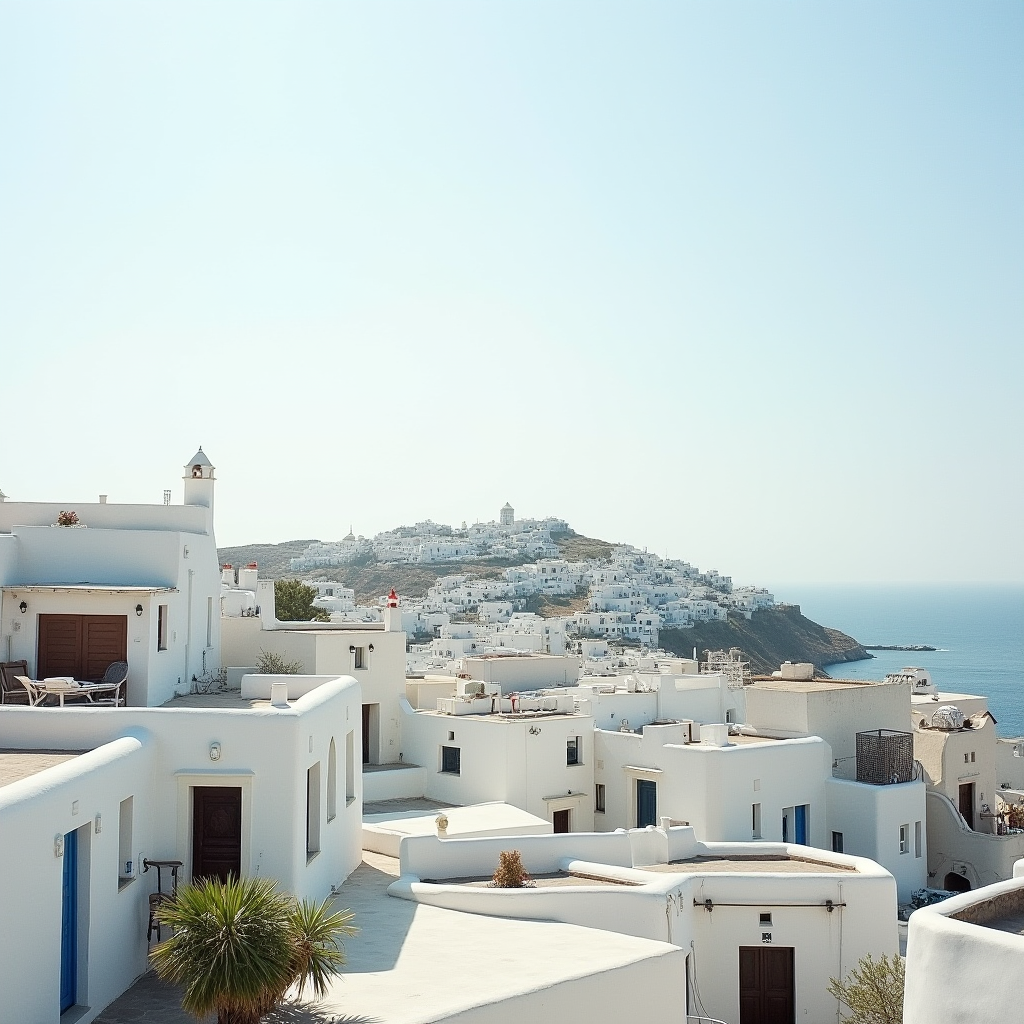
150 875 357 1024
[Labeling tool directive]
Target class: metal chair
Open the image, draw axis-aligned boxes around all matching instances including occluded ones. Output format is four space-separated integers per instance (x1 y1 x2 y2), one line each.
144 858 183 942
0 662 31 705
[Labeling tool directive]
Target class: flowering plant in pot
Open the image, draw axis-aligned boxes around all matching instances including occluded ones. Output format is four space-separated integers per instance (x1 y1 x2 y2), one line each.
56 510 80 527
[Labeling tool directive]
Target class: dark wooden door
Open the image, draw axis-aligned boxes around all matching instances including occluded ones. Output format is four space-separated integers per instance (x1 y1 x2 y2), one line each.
192 787 242 883
362 704 371 764
553 809 570 833
637 779 657 828
959 783 975 829
739 947 795 1024
38 614 127 682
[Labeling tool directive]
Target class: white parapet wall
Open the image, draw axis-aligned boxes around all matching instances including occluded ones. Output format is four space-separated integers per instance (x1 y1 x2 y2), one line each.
391 826 898 1024
905 877 1024 1024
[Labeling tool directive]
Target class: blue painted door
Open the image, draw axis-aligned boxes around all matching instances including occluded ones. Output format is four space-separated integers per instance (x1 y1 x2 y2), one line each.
636 779 657 828
794 805 807 846
60 829 77 1012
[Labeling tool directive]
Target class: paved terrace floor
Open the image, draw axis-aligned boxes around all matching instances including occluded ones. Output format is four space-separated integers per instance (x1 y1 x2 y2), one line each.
95 852 678 1024
641 855 856 874
0 748 85 788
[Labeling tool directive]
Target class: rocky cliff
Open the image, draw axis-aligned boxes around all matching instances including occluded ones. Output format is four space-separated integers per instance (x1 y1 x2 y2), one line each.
659 605 871 677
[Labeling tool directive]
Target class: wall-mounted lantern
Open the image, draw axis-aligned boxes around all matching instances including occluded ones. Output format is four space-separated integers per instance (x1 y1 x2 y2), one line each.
349 645 356 654
209 742 222 761
54 834 64 858
94 814 102 834
368 643 374 653
135 604 144 617
18 601 27 614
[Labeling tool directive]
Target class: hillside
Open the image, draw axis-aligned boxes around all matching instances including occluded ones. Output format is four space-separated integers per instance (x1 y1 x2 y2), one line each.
218 536 872 672
660 605 871 677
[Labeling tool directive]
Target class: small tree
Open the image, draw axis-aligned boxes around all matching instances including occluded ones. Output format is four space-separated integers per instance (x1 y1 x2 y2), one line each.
274 579 331 622
490 850 533 888
827 953 905 1024
151 875 357 1024
256 649 303 675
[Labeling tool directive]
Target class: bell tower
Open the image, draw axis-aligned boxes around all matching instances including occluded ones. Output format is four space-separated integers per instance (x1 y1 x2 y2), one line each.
183 447 216 511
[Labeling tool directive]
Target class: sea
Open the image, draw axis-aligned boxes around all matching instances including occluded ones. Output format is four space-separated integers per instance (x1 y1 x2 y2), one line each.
768 583 1024 738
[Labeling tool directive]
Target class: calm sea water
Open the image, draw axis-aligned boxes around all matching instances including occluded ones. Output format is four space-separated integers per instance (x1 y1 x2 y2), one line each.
767 584 1024 737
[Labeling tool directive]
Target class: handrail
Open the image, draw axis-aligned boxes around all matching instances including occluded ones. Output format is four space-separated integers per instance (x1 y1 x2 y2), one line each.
687 1016 729 1024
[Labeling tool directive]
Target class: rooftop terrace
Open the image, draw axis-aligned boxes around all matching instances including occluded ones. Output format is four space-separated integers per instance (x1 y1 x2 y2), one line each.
640 854 857 875
0 749 86 788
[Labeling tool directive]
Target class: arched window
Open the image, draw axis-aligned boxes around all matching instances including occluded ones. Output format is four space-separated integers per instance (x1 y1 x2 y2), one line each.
327 738 338 822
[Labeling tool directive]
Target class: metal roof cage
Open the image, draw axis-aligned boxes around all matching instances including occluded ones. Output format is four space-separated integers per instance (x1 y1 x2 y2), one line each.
856 729 914 785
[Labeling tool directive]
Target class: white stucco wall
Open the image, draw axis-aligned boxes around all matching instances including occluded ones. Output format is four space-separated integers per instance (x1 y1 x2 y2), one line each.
398 700 596 831
594 727 830 847
0 676 363 1024
825 777 927 901
904 878 1024 1024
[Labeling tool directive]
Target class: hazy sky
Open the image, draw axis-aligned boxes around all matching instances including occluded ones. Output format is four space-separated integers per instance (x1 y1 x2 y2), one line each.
1 2 1021 584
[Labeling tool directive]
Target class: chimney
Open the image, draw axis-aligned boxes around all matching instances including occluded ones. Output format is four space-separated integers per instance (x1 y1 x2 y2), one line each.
99 495 108 504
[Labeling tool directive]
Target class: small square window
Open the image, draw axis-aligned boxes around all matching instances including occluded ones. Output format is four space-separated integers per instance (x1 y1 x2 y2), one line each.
157 605 169 651
567 737 582 766
759 912 772 927
448 730 455 742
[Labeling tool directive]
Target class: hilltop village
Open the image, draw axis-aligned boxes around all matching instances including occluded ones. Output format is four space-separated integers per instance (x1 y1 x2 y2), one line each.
282 505 774 657
0 452 1021 1024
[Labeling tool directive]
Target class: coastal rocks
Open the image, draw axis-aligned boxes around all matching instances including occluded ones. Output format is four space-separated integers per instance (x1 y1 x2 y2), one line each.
660 605 871 677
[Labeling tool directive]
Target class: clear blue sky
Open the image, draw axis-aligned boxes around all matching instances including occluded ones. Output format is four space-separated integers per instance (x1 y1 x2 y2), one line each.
1 2 1021 583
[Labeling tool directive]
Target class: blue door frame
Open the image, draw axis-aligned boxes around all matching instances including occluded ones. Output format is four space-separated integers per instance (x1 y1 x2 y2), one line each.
60 828 78 1012
636 779 657 828
794 805 808 846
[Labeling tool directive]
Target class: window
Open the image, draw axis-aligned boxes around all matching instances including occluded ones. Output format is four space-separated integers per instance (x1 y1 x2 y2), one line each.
206 596 213 647
157 605 168 651
118 797 134 889
441 746 461 775
759 912 772 928
327 739 337 822
345 731 355 803
353 647 365 670
971 752 976 763
567 736 582 766
915 820 923 858
899 823 909 854
595 784 606 813
752 803 762 839
964 753 970 764
832 831 844 854
725 708 735 724
307 763 321 858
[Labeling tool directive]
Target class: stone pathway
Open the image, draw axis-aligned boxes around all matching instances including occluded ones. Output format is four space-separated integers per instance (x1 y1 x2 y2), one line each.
93 972 371 1024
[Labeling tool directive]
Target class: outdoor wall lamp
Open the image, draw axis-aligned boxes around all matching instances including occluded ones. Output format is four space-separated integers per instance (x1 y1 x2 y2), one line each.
54 834 64 858
135 604 143 617
349 645 356 654
368 644 374 653
18 601 27 614
209 742 221 761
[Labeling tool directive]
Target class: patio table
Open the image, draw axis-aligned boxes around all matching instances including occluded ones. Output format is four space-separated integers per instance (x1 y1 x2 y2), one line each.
41 677 85 708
